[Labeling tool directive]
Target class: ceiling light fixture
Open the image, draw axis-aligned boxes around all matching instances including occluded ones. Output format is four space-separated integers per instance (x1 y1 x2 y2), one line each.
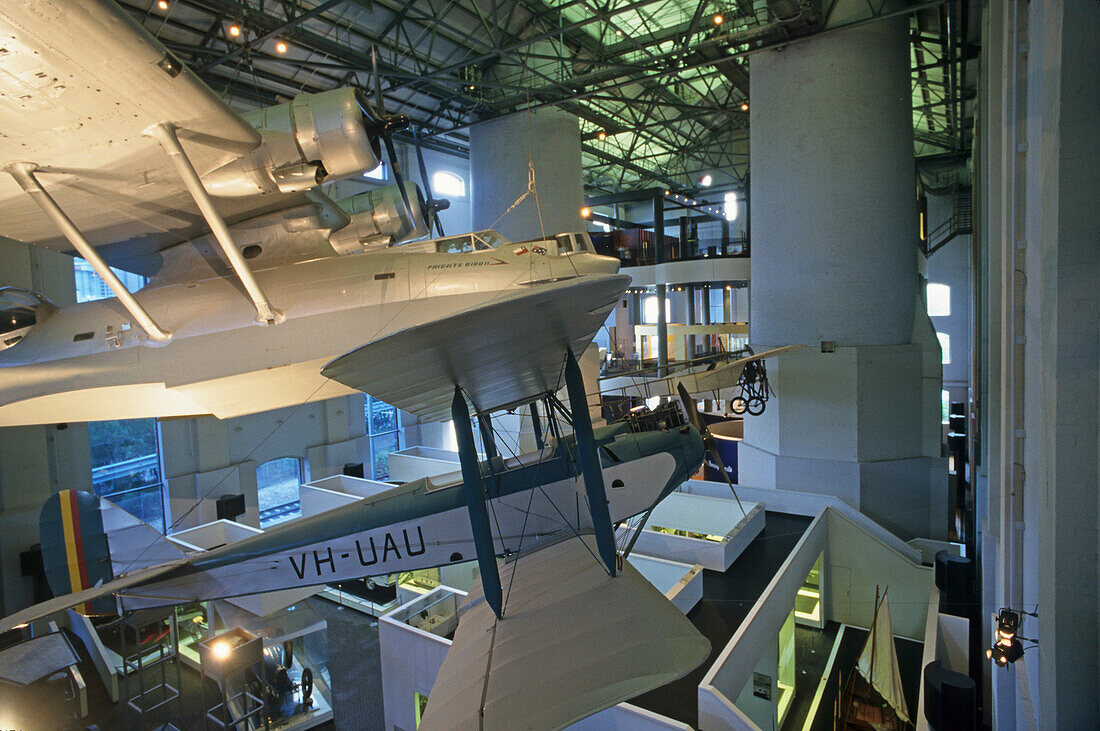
598 131 607 140
698 173 713 187
275 41 288 54
713 14 723 25
580 207 591 218
228 24 241 37
740 101 750 112
157 0 169 10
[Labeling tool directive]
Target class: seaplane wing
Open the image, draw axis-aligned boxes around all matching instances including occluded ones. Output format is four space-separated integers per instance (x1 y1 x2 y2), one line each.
0 0 267 266
419 535 711 731
322 274 631 421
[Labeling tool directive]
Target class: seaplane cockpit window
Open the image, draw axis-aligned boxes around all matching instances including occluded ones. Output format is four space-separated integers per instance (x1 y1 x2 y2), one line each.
0 287 56 350
476 230 510 249
555 233 575 253
435 234 476 254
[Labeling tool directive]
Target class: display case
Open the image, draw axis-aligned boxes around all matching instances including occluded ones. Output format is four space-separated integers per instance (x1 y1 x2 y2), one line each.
212 601 333 730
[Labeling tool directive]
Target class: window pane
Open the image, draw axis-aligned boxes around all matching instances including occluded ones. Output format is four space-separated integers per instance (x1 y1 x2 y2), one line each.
73 258 146 303
927 283 950 317
371 432 400 480
937 332 951 364
89 418 164 531
369 398 399 434
432 171 466 198
258 457 302 527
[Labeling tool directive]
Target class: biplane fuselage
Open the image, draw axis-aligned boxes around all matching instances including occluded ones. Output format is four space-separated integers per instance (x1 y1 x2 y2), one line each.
114 417 703 611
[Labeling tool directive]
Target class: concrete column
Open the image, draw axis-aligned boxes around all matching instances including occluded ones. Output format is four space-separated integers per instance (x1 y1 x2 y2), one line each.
739 15 945 539
656 283 668 374
469 108 584 241
686 284 697 359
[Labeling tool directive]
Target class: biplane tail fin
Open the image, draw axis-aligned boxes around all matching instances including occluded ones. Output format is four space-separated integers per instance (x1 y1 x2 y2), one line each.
39 489 185 616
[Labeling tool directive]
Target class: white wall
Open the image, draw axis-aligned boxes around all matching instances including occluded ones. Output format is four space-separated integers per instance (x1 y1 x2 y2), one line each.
0 238 91 615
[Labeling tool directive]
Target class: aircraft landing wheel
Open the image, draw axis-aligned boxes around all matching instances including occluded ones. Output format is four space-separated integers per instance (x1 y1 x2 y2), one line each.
746 398 766 416
730 397 748 415
301 667 314 703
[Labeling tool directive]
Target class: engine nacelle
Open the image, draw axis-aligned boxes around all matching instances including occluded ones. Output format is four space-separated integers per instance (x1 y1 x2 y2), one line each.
328 182 429 254
0 287 57 352
202 88 382 197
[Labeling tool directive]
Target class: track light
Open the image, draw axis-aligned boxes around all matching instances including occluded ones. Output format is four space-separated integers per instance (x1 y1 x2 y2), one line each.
986 608 1028 667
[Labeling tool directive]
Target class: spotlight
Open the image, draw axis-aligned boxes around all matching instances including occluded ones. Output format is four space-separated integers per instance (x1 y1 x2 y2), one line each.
615 29 622 36
698 174 713 187
211 640 232 661
275 40 288 54
228 24 241 37
987 638 1024 666
580 207 591 218
713 14 723 25
987 608 1027 667
157 0 169 10
598 131 607 140
740 101 749 112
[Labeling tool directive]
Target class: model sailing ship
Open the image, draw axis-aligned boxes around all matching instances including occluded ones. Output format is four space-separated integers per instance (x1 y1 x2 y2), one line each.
836 588 913 730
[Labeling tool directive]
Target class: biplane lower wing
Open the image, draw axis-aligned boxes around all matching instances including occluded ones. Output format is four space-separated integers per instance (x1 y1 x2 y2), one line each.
418 534 711 731
321 274 630 421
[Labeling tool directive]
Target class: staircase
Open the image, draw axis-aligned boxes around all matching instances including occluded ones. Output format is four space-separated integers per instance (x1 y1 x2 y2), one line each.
924 187 973 256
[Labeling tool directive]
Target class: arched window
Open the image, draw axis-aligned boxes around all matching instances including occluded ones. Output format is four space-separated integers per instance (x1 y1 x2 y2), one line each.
432 171 466 198
257 457 305 527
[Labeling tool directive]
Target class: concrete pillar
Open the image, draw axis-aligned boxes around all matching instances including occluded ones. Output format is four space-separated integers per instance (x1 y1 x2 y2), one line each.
738 15 945 539
980 1 1100 726
469 107 584 241
686 284 697 360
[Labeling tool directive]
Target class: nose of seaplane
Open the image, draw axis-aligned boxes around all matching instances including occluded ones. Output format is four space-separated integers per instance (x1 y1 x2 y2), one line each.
575 251 623 276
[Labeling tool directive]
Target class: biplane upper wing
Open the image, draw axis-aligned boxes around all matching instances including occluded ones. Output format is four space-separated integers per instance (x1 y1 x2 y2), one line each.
0 0 295 271
419 534 711 731
322 274 631 421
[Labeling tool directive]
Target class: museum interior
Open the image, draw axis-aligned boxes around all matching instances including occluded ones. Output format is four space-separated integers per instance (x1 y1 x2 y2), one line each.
0 0 1095 729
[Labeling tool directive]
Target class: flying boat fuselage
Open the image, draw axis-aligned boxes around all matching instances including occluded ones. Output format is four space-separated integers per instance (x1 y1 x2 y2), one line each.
0 235 620 425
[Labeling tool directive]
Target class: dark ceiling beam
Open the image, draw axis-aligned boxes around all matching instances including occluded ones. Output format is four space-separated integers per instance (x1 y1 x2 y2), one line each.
198 0 346 72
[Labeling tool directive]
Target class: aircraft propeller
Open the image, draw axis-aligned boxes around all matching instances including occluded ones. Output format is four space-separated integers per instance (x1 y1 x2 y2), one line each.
676 381 746 515
356 47 415 223
413 126 450 237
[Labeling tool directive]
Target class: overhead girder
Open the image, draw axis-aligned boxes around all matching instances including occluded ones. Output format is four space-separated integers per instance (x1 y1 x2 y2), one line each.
120 0 971 194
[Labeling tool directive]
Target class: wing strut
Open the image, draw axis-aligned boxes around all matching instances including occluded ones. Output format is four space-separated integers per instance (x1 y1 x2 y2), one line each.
451 387 504 618
148 123 284 326
563 349 617 576
2 162 172 343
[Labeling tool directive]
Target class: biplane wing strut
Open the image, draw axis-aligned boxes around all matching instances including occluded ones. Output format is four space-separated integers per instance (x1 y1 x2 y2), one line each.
450 347 620 619
563 348 618 577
